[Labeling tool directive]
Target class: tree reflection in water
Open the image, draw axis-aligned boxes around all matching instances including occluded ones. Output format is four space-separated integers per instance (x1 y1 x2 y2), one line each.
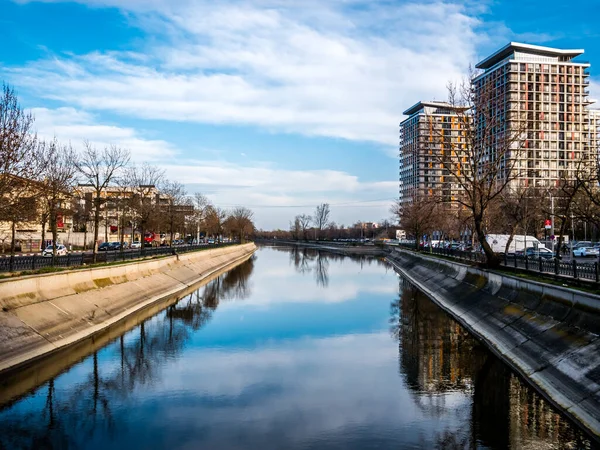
0 256 255 450
285 246 388 288
391 279 595 450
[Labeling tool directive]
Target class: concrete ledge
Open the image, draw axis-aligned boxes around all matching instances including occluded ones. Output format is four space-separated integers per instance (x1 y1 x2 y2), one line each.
0 243 256 375
387 248 600 442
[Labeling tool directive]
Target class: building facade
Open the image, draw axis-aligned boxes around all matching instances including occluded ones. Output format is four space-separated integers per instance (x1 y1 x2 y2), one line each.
473 42 594 188
74 184 194 244
399 101 467 204
590 109 600 168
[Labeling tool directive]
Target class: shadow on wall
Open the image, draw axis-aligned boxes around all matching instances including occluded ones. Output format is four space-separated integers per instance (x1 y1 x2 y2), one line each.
0 256 256 449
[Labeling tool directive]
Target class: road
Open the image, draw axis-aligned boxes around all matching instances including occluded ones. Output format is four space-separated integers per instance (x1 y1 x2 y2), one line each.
0 243 210 260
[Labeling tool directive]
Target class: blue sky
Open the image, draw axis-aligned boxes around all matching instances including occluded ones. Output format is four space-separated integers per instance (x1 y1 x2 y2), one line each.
2 0 600 229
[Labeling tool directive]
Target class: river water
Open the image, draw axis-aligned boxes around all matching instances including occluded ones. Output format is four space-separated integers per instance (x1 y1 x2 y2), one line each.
0 246 596 449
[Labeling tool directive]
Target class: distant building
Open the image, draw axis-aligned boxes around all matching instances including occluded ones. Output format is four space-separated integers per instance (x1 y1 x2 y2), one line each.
0 176 72 251
399 101 468 204
354 221 378 230
73 184 194 243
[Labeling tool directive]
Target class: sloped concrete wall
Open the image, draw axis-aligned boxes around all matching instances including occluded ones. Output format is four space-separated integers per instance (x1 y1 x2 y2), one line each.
387 248 600 441
0 244 256 374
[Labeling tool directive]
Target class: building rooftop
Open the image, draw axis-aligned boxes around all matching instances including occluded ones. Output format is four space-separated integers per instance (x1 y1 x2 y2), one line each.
403 101 453 116
476 42 585 70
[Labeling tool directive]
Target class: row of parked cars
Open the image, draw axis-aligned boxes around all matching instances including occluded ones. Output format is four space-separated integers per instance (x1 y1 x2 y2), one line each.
40 237 233 258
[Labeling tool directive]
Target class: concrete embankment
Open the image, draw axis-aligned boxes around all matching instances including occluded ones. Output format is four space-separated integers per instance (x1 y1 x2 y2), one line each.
387 248 600 441
0 243 256 375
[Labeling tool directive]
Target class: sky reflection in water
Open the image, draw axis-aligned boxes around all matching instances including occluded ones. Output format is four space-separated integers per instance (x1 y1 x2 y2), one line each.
0 246 595 449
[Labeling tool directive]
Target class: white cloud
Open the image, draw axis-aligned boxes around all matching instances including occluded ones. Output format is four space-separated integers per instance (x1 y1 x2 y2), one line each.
4 0 491 227
160 161 396 228
30 107 395 228
153 332 472 447
7 0 481 147
589 80 600 106
31 107 178 160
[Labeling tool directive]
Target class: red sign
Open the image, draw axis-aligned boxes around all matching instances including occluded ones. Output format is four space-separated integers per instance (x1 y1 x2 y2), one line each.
57 215 64 228
544 219 551 227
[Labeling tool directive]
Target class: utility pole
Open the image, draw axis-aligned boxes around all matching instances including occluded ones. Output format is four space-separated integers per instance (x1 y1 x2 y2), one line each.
571 212 575 261
551 194 555 255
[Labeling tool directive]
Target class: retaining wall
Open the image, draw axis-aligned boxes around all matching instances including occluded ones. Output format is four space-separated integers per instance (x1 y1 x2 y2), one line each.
0 243 256 374
387 248 600 441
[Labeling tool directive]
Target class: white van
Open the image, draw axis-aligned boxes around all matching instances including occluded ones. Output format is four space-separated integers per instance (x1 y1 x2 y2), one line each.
486 234 541 255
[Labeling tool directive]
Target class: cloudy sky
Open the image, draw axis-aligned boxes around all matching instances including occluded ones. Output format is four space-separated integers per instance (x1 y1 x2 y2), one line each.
2 0 600 229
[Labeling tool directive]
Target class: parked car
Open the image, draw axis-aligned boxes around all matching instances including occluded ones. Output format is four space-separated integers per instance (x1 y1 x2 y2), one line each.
524 247 554 259
42 244 68 257
573 246 599 257
207 238 215 244
130 241 142 249
98 242 111 251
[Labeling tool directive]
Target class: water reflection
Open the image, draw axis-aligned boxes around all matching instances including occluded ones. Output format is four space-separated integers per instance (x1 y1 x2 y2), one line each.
392 279 595 449
0 248 596 450
285 246 388 288
0 256 255 450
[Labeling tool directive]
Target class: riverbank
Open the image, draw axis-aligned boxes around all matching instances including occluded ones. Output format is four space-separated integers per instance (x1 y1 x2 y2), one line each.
386 248 600 442
0 243 256 375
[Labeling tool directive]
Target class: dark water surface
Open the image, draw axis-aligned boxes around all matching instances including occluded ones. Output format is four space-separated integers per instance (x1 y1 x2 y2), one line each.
0 246 595 449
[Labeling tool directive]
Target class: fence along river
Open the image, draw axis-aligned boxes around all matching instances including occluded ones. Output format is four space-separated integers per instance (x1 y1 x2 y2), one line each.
0 246 595 449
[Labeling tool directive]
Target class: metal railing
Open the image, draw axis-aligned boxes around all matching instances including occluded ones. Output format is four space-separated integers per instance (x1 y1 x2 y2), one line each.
0 243 235 274
395 244 600 283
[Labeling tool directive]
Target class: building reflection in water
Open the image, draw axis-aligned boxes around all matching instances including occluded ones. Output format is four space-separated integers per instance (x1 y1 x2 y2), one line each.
0 256 255 450
392 279 596 450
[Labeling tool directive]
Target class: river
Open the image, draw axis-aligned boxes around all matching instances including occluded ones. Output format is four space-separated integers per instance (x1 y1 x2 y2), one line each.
0 246 595 449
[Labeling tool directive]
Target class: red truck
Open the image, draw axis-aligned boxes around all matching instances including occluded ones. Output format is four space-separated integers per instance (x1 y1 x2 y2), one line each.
144 232 166 247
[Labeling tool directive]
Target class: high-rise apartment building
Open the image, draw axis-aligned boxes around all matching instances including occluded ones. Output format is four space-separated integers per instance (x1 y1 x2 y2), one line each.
473 42 594 188
398 101 466 204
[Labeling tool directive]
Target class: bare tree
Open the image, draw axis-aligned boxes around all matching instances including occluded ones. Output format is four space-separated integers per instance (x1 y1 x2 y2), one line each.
0 83 42 255
193 193 210 242
549 162 589 257
160 180 188 246
38 138 77 260
289 217 301 240
425 75 527 267
391 197 441 251
313 203 331 239
296 214 312 241
123 163 164 246
75 142 129 261
225 207 255 243
204 205 226 242
487 186 543 255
